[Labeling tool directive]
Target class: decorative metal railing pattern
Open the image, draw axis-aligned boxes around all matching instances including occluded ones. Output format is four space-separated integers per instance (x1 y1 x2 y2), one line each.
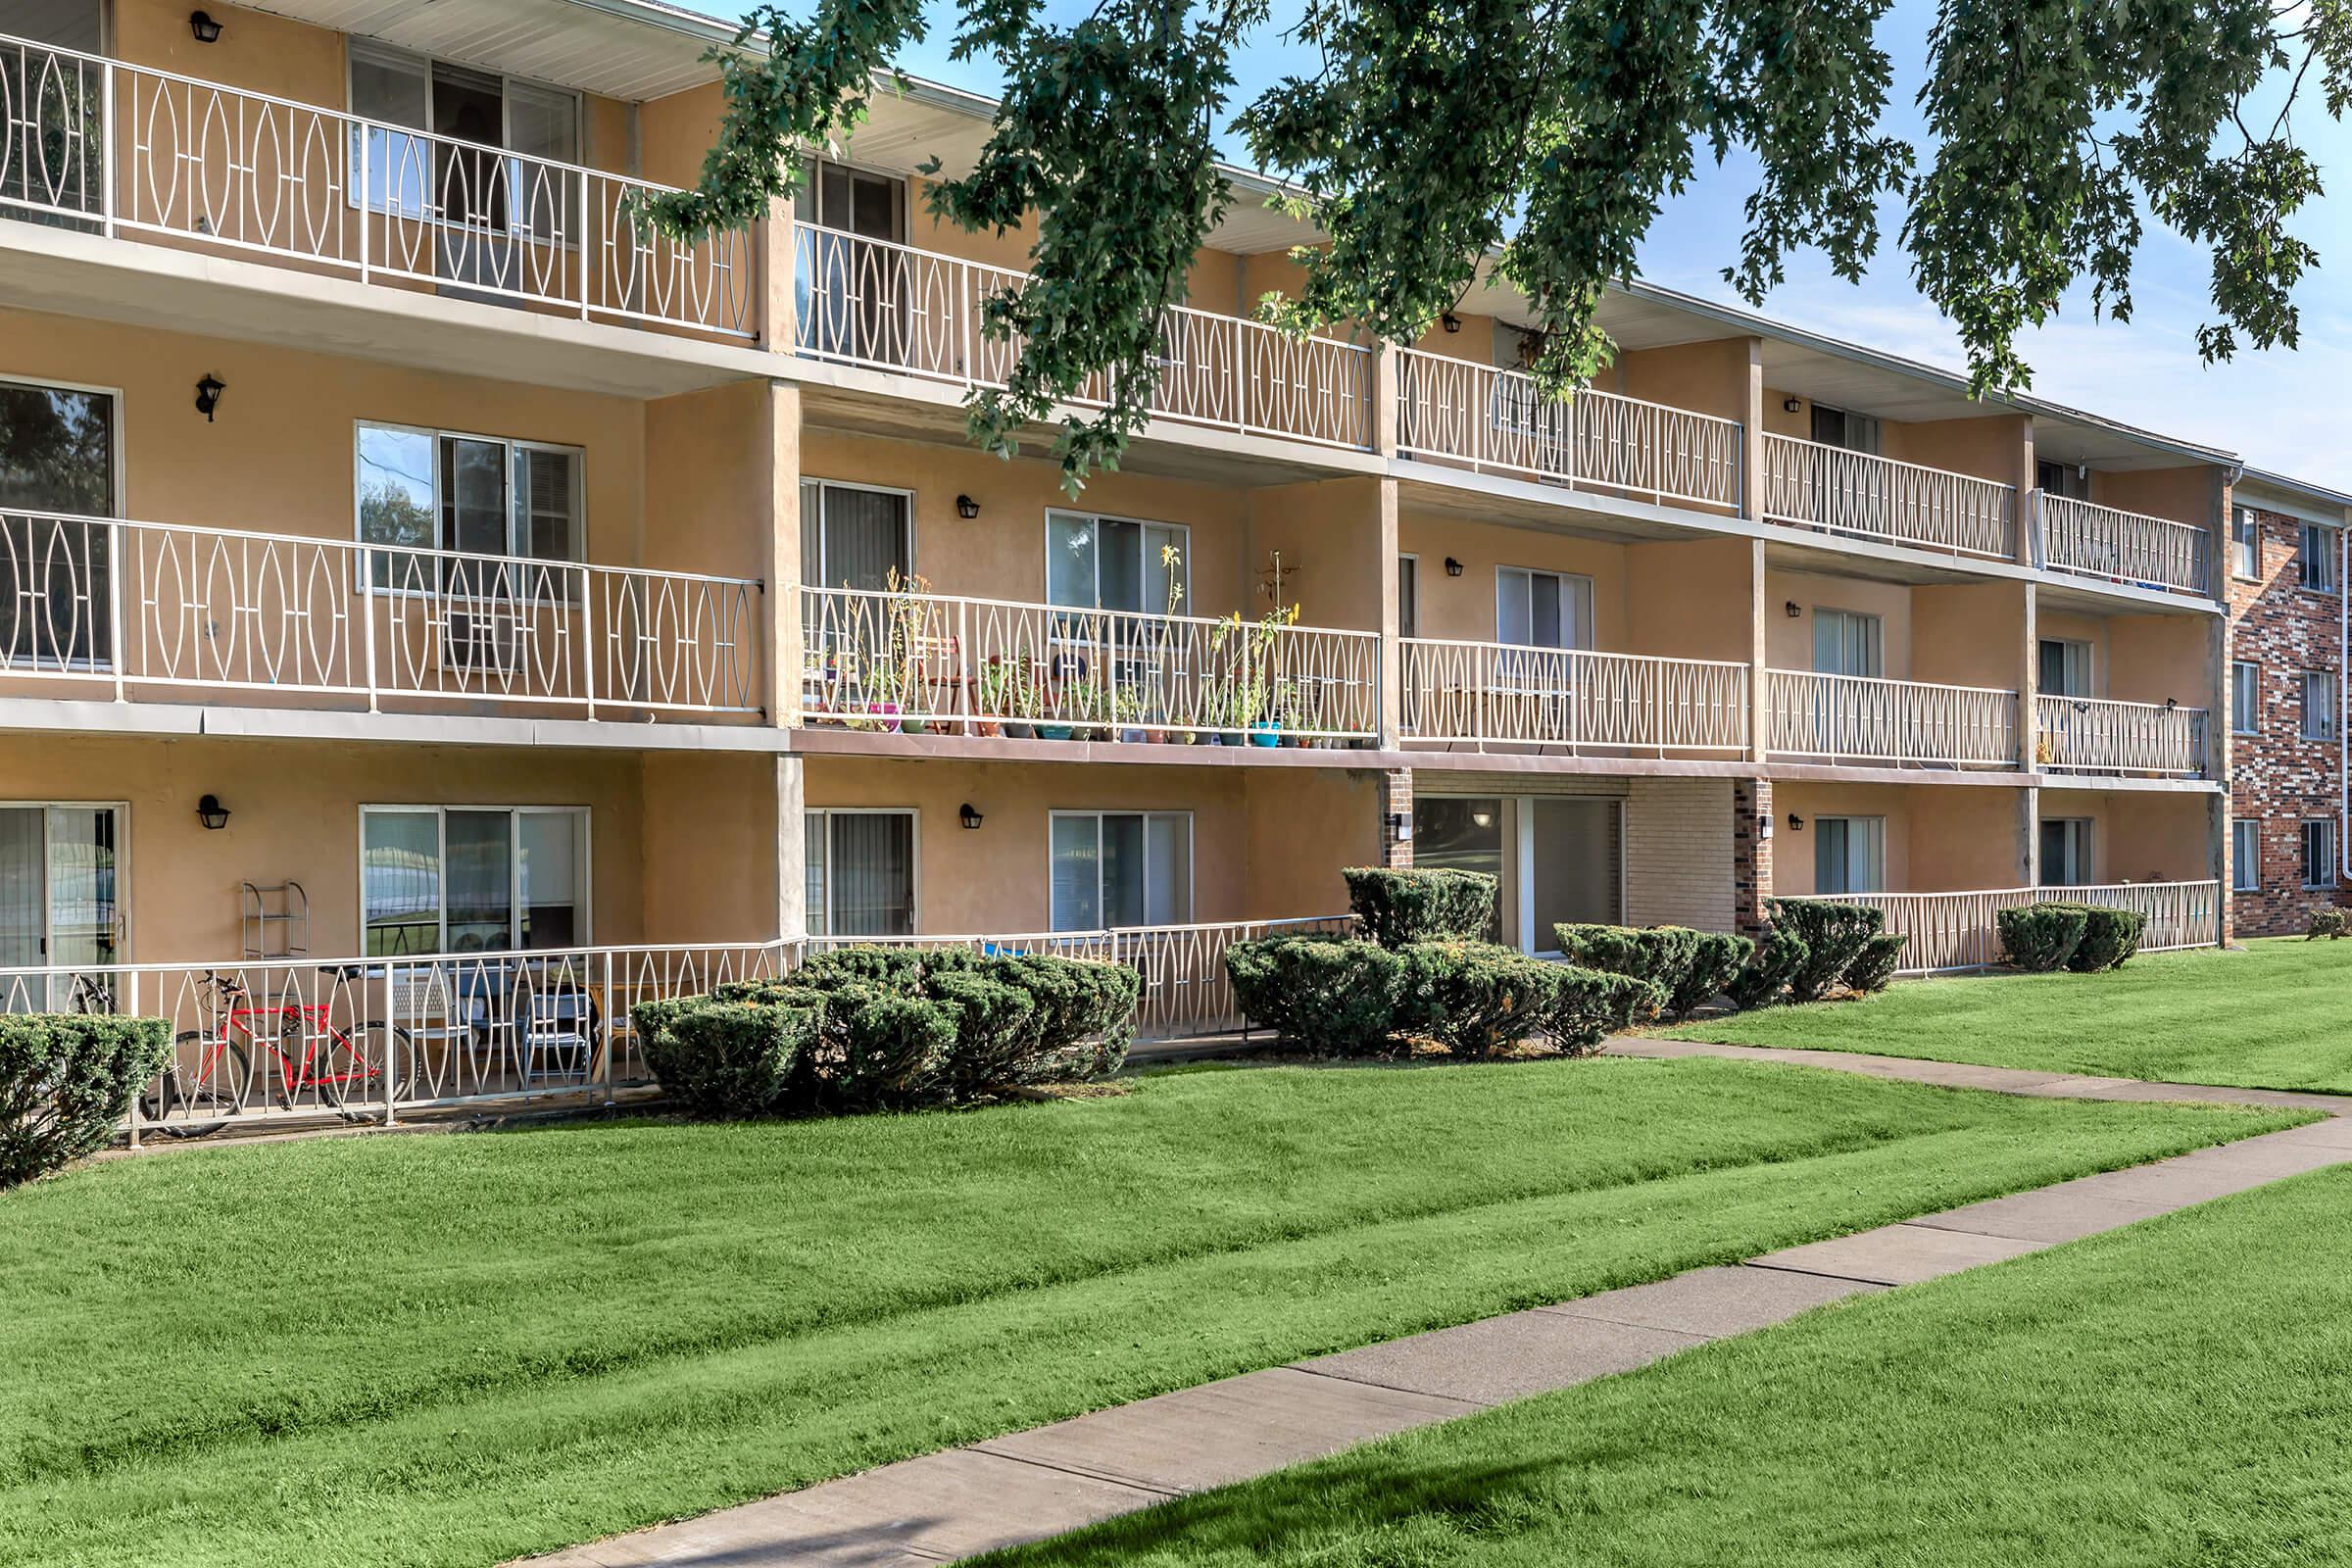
0 511 762 719
792 221 1375 450
2036 694 2207 776
1393 350 1743 512
800 585 1381 743
1398 638 1748 754
1818 880 2221 974
2034 493 2212 597
1765 669 2019 767
0 33 754 337
1761 435 2016 560
800 915 1352 1040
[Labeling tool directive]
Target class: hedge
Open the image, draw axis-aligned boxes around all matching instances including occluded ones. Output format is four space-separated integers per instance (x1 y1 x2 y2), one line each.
1768 897 1885 1002
1725 926 1809 1009
1540 968 1666 1054
1225 935 1412 1057
1400 941 1565 1058
1552 924 1701 989
1669 931 1754 1018
2310 908 2349 941
1844 932 1909 994
2058 904 2148 973
1 1013 172 1188
637 997 824 1118
1342 867 1497 948
1998 903 2089 972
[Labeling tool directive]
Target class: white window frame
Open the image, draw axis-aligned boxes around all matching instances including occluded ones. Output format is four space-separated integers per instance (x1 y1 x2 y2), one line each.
1048 809 1195 932
2303 818 2338 890
2302 520 2341 593
353 421 586 588
2303 669 2340 743
1494 565 1594 651
2232 818 2260 893
2040 816 2094 888
1813 814 1886 895
801 478 918 589
358 804 592 955
1045 510 1193 615
0 799 129 970
1811 608 1885 678
0 372 124 673
793 155 910 237
345 39 585 228
804 808 921 939
2037 637 2094 699
2232 508 2260 580
2231 661 2260 735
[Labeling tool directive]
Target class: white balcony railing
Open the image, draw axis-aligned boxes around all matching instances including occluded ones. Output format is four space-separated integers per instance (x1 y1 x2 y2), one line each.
1761 435 2017 561
793 221 1374 450
1819 880 2222 974
2034 493 2212 597
2036 694 2208 777
800 585 1381 744
0 34 755 337
0 511 763 720
1765 669 2019 767
1393 351 1742 512
1399 638 1748 754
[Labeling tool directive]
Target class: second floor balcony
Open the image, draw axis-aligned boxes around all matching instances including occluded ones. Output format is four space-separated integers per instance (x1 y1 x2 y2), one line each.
2034 493 2211 597
1761 434 2018 562
1398 639 1750 756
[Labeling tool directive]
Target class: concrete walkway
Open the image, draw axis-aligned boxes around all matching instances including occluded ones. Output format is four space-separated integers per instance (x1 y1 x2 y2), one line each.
519 1042 2352 1568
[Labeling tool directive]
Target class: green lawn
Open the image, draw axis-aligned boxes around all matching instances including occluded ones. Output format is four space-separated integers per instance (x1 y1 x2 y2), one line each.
0 1058 2304 1568
994 1159 2352 1568
1667 937 2352 1094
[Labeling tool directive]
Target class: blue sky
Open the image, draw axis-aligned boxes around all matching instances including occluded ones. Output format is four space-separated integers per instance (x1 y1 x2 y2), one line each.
863 0 2352 487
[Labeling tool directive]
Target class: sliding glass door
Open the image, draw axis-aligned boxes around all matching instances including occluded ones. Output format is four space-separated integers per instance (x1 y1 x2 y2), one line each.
0 804 121 1010
0 378 115 670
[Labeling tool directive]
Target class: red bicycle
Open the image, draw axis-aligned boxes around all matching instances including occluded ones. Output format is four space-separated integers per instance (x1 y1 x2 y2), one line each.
142 969 410 1126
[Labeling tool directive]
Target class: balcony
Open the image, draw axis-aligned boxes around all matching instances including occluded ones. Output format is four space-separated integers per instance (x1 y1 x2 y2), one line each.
1821 880 2221 973
792 221 1374 450
1761 435 2017 562
0 34 755 339
2036 695 2208 777
799 585 1381 746
1392 352 1742 513
2034 493 2211 597
1765 670 2019 768
1398 639 1748 755
0 512 764 723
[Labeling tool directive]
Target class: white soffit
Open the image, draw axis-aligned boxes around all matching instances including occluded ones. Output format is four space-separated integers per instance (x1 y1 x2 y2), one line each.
239 0 729 101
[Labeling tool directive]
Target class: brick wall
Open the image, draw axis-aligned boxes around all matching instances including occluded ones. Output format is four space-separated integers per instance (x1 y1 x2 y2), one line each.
2228 505 2349 935
1732 777 1773 935
1625 777 1736 932
1380 769 1413 868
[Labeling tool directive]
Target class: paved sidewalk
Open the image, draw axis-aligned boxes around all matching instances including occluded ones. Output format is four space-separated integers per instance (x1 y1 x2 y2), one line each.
519 1044 2352 1568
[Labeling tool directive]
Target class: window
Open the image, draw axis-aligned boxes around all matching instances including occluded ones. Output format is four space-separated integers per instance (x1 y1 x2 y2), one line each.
805 809 916 937
1050 812 1192 932
793 160 908 362
2040 818 2093 887
1811 610 1884 678
1 4 104 220
1814 816 1885 895
2232 818 2260 892
2035 460 2089 501
0 378 116 666
0 804 121 1009
1412 795 1621 953
355 423 581 588
1809 404 1883 455
348 43 580 250
800 481 913 593
2037 638 2092 699
1397 556 1418 641
2303 670 2339 742
361 807 589 956
1495 567 1592 650
2232 662 2260 735
1048 512 1189 615
2302 521 2340 592
2303 818 2337 889
1413 798 1507 945
2232 508 2259 579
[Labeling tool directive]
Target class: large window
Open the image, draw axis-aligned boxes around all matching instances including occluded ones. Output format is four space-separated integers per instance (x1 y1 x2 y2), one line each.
1812 610 1884 678
793 160 908 362
0 803 120 1009
800 481 913 593
0 377 115 666
1411 795 1621 953
2037 638 2092 699
2303 520 2341 593
1495 567 1592 651
348 42 580 243
356 423 581 587
1813 816 1885 895
362 807 588 956
1 3 104 221
2303 818 2337 890
2232 508 2259 579
1050 812 1193 932
2304 670 2339 743
2035 460 2089 501
2233 818 2260 892
2040 818 2093 887
1809 404 1883 455
805 809 916 938
1048 512 1190 615
2232 662 2260 735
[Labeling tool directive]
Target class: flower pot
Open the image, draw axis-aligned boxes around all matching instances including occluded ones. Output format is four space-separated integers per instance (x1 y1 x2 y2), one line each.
863 702 901 734
902 714 928 736
1171 729 1199 745
1004 721 1035 740
1038 724 1075 742
1144 728 1168 745
973 719 1004 739
1119 727 1149 744
1249 721 1282 749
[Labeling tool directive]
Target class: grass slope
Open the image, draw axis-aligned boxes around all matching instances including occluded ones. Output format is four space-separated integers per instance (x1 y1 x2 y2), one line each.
0 1057 2302 1567
1667 938 2352 1094
997 1160 2352 1568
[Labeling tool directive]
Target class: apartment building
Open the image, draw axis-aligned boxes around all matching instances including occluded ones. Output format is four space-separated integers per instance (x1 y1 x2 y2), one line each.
0 0 2260 1128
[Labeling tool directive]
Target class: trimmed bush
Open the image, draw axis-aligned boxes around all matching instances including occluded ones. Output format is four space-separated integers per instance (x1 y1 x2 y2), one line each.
829 987 960 1110
1342 867 1497 948
1998 903 2089 972
1541 969 1668 1054
1226 935 1412 1056
791 946 928 993
2062 904 2148 973
926 968 1041 1096
1845 932 1908 995
1725 926 1808 1009
1002 954 1140 1081
2309 907 2348 941
636 997 824 1118
1553 924 1702 991
1769 897 1885 1002
1 1013 172 1188
1399 942 1563 1058
1668 931 1754 1019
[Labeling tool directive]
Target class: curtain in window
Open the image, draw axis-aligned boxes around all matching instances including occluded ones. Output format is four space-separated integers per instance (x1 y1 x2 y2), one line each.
804 814 829 938
1143 814 1192 925
1050 815 1101 932
1812 611 1883 678
362 810 442 957
517 812 581 950
828 813 913 936
1100 813 1147 928
1814 817 1884 894
44 806 114 971
445 809 513 951
818 486 911 592
0 809 42 985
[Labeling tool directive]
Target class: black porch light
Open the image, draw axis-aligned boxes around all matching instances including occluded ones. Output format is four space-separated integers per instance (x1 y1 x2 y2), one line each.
1441 313 1462 334
1787 812 1805 831
958 803 984 830
196 794 231 830
189 10 223 42
1444 557 1464 577
955 494 980 520
194 373 225 420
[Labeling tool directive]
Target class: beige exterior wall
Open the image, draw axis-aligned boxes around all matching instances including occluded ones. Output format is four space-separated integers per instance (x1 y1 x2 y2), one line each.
1626 538 1756 662
1773 781 2025 895
1246 478 1387 632
1613 339 1750 426
2040 788 2211 885
1397 514 1630 648
2091 466 2217 530
1912 581 2029 690
1766 571 1916 678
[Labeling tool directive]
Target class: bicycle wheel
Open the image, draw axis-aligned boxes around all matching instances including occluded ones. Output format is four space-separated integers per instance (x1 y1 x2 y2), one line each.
315 1022 409 1110
143 1031 251 1129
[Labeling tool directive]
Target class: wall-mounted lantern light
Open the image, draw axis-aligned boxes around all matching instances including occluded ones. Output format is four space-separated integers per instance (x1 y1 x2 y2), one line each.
1441 313 1462 334
189 10 223 42
1470 808 1494 829
1787 812 1805 831
1784 600 1802 618
1757 812 1774 841
955 494 980 520
1782 396 1802 414
958 803 984 831
1444 557 1464 577
1386 812 1413 842
196 794 231 830
194 374 225 421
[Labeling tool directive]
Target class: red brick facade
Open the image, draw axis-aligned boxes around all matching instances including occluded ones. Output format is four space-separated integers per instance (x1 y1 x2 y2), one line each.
1733 777 1774 936
2227 504 2349 936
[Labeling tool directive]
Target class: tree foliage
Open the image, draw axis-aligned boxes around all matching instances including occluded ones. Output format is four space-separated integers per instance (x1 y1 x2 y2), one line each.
644 0 2352 483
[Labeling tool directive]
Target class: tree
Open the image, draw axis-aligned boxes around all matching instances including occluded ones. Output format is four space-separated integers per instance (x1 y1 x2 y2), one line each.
644 0 2352 490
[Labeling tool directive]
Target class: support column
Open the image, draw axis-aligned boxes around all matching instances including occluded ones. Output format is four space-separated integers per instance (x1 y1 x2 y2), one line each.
1739 337 1765 523
1734 777 1775 935
1746 537 1769 763
1376 477 1401 750
1380 768 1414 867
1371 341 1399 460
2014 415 2038 567
2019 785 2040 889
2210 791 2233 949
758 196 798 353
776 754 808 943
768 380 805 727
2019 581 2039 772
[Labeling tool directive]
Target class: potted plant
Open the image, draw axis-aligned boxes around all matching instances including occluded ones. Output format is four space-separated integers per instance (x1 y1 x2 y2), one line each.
972 658 1013 739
